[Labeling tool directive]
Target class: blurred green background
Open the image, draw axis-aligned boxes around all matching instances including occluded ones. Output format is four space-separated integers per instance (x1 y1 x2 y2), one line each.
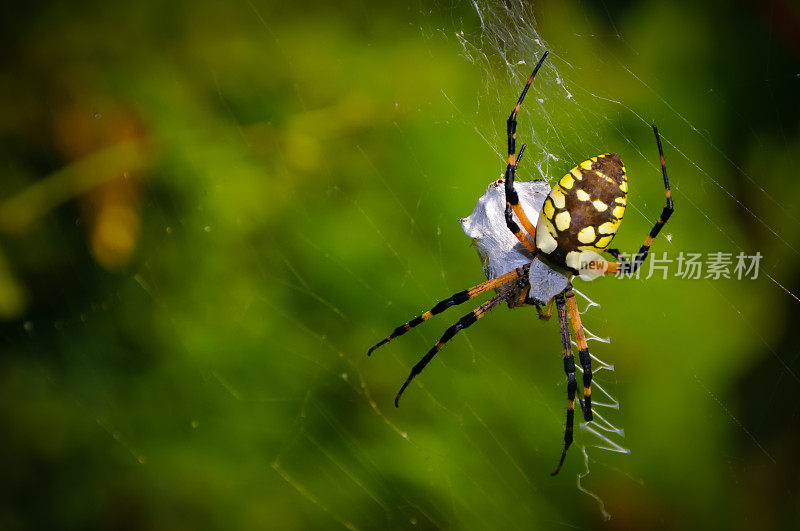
1 0 800 528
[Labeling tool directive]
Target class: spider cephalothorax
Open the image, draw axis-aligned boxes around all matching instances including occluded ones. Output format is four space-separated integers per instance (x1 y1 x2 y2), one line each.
368 50 673 475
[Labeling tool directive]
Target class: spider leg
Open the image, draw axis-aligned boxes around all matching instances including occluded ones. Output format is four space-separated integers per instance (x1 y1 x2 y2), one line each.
368 265 529 355
551 290 577 476
510 281 531 307
505 145 537 252
603 124 674 275
536 297 554 321
504 51 549 249
394 290 513 407
565 285 593 423
599 248 626 275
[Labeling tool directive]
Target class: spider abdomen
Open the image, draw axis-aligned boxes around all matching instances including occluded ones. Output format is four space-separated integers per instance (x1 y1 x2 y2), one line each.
535 153 628 272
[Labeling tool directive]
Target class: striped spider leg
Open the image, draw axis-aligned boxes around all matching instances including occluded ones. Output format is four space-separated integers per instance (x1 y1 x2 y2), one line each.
547 125 674 474
369 45 674 476
551 291 576 476
504 50 549 253
368 51 552 408
368 266 531 406
602 124 674 275
550 283 595 477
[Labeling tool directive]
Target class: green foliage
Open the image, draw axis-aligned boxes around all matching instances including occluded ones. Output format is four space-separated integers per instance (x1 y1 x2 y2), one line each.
1 0 799 529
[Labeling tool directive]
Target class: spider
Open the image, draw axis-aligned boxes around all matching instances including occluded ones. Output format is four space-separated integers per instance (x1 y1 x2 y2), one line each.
367 50 673 475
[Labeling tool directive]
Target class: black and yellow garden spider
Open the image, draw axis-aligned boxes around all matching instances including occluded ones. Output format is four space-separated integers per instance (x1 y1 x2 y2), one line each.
368 50 674 475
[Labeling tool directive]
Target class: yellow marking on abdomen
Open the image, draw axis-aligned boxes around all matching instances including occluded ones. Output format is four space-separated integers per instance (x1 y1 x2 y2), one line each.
598 221 619 235
577 226 596 244
595 170 615 184
536 218 558 253
566 251 581 270
543 198 555 219
555 211 571 231
551 187 566 209
595 235 613 249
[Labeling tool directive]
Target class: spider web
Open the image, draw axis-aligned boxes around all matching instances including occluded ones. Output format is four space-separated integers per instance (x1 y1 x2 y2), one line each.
4 0 800 528
302 0 798 525
422 0 796 523
452 2 632 516
415 0 799 521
